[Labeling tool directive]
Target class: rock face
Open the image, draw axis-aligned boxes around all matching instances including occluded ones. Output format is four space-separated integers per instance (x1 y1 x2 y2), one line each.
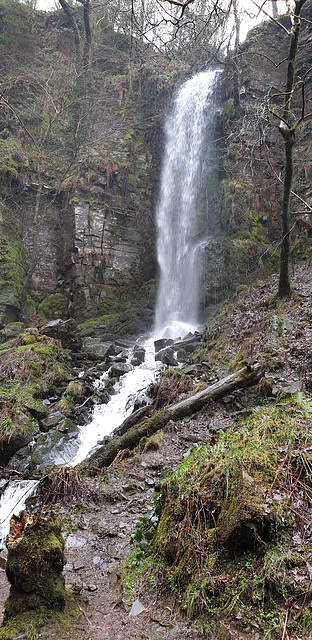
0 4 163 329
4 511 65 620
0 2 311 330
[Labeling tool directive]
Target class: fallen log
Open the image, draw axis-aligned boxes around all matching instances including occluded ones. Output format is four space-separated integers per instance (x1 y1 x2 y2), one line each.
166 363 262 420
84 364 262 470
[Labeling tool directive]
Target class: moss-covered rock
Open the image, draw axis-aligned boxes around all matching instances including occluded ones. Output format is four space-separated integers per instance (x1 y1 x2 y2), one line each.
0 334 70 463
38 294 69 321
3 511 65 623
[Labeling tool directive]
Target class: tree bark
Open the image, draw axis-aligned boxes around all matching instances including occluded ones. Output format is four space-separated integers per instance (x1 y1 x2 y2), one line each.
278 0 307 298
84 364 262 469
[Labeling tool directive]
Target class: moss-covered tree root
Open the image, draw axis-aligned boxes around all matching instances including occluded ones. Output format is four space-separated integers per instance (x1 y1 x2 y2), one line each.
3 511 65 625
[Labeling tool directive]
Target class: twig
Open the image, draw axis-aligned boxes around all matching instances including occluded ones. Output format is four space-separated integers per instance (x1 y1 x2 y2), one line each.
288 505 312 525
77 604 94 628
281 608 289 640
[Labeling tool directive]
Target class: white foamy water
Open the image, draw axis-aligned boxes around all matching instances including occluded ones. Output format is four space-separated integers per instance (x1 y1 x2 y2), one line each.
154 69 220 340
72 339 161 465
0 479 39 548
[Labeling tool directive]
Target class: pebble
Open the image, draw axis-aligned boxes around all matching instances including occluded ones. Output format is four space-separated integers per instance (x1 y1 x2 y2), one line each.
88 584 98 592
145 477 155 486
129 598 146 617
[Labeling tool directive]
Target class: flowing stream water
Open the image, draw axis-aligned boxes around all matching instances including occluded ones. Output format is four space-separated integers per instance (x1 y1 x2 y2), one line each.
0 69 220 547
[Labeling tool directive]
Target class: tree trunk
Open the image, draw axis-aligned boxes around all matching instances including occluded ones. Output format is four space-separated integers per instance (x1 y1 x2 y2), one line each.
84 365 261 469
278 128 295 297
277 0 307 298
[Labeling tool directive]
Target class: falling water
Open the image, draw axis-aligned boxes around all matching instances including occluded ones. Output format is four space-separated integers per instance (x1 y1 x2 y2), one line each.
154 69 220 339
0 69 220 546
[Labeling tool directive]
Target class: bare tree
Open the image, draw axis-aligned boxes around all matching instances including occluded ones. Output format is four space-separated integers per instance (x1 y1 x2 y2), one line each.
265 0 311 297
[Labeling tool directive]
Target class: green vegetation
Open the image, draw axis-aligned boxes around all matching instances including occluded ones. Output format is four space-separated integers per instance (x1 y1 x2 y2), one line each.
0 329 69 461
38 294 69 321
125 396 312 638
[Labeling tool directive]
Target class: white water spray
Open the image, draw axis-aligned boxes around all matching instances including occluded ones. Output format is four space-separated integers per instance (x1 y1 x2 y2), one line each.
154 69 220 339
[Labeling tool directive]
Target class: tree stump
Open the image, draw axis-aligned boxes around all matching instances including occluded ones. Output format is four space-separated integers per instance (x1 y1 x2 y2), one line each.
3 511 65 621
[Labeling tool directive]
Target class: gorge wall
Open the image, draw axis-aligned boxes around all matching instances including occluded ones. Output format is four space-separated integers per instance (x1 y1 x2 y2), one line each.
0 0 311 333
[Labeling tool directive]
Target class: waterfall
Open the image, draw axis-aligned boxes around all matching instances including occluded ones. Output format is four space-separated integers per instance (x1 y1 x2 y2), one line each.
154 69 220 339
0 69 220 548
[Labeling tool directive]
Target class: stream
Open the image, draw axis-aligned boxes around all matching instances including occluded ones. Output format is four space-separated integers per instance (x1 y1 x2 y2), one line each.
0 338 162 548
0 68 220 549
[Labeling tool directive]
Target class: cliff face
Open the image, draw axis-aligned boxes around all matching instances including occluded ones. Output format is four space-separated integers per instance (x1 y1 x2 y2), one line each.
0 2 168 332
0 1 311 332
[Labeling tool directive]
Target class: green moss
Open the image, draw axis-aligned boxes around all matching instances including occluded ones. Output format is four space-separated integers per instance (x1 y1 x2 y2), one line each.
38 293 68 321
0 335 69 461
56 381 83 416
0 235 27 318
126 397 312 636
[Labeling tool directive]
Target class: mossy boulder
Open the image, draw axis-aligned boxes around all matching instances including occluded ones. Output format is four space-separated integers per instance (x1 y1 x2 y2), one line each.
0 323 24 344
0 410 39 464
38 293 68 321
0 334 70 464
3 511 65 622
127 397 312 636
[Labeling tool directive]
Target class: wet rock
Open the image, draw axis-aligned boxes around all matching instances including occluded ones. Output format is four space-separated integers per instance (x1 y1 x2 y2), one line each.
91 390 111 405
173 333 202 354
132 345 145 366
154 338 174 352
0 478 9 493
155 347 178 366
40 411 66 432
82 339 118 360
31 421 79 471
109 362 132 379
40 318 82 352
108 351 128 363
8 446 32 474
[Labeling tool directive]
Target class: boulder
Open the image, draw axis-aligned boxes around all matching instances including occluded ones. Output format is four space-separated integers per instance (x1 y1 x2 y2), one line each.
31 421 79 472
82 338 118 360
109 362 132 379
40 318 82 351
40 411 66 432
154 338 174 352
0 322 24 344
155 347 178 367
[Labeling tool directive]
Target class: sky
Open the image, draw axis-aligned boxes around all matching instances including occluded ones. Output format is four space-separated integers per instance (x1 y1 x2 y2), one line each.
35 0 275 42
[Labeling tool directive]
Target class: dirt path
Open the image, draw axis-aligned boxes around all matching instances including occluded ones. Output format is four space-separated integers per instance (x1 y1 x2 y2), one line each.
0 413 219 640
58 414 214 640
